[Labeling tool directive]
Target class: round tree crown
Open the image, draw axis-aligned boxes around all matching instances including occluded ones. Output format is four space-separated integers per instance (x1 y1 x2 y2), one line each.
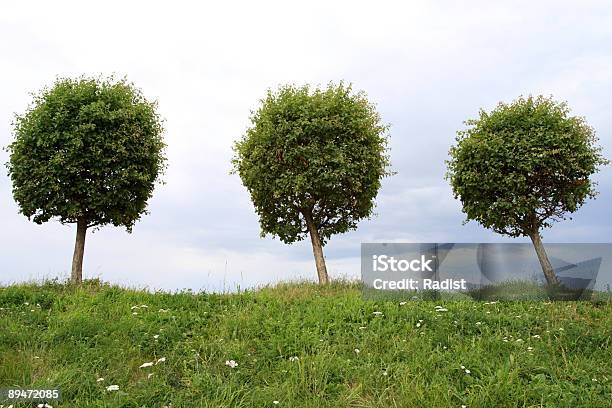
233 83 391 244
7 76 166 231
446 95 608 237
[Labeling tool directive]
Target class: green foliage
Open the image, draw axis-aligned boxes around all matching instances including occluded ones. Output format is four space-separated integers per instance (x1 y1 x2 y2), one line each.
446 95 609 237
0 281 610 406
233 83 391 244
6 76 166 231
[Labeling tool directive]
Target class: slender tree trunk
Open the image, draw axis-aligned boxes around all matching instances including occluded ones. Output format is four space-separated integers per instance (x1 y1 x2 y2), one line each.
71 218 87 284
528 231 560 286
303 210 329 284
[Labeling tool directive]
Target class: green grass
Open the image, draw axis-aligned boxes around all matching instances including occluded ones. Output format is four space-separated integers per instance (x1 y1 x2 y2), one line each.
0 280 610 407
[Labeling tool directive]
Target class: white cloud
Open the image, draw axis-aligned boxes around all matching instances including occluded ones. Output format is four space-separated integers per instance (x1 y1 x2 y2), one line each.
1 0 611 290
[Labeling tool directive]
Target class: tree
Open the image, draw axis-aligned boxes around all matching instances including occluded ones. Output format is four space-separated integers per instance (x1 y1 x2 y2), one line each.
233 83 391 284
446 95 608 286
7 76 166 284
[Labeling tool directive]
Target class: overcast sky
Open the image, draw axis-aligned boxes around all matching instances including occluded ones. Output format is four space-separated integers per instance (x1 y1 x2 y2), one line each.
1 0 611 291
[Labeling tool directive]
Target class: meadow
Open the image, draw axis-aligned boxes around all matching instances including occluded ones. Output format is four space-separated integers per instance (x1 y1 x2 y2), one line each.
0 280 610 407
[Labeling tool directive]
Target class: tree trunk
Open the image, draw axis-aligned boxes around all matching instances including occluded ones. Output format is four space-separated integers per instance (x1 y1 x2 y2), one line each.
303 211 329 284
71 218 88 284
528 231 560 286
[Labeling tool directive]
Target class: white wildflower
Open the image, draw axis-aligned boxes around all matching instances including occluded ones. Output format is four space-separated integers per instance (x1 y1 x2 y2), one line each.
225 360 238 368
399 301 407 305
153 335 160 339
106 385 119 391
156 357 166 364
372 311 383 316
96 377 104 382
139 362 154 368
354 348 360 354
273 401 279 405
289 356 299 362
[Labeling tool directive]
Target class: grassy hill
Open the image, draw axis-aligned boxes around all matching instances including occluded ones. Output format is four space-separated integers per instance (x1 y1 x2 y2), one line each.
0 280 610 407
